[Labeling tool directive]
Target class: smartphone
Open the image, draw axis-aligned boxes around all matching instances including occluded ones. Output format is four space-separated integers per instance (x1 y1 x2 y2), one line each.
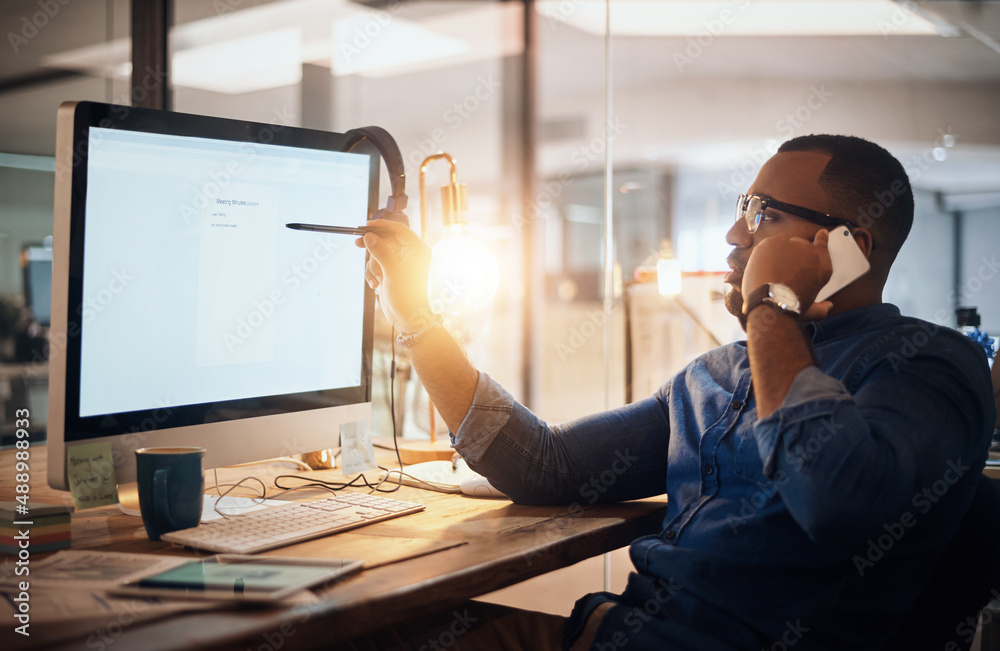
815 226 870 302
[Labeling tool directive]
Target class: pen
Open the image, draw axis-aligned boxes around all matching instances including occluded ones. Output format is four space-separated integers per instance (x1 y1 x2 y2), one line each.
286 222 376 235
216 554 357 568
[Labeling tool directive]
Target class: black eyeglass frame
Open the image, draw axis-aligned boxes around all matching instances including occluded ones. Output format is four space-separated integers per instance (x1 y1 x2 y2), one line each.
736 193 854 234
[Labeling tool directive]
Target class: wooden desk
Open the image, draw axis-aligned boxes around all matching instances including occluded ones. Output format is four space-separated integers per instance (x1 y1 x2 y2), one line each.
2 445 668 650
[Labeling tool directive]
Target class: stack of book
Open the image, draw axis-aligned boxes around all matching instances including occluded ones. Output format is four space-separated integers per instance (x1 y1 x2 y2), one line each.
0 502 73 555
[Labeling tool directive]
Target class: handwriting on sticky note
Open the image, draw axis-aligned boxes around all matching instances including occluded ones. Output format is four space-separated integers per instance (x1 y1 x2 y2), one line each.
68 442 119 509
340 420 376 475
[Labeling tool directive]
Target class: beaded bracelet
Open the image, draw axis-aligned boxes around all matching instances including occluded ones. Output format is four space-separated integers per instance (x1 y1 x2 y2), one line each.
395 314 444 348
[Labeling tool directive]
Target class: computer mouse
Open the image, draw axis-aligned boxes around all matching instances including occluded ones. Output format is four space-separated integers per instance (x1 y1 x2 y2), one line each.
459 474 508 498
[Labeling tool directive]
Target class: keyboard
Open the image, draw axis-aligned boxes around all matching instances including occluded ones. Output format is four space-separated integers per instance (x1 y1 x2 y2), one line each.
161 492 425 554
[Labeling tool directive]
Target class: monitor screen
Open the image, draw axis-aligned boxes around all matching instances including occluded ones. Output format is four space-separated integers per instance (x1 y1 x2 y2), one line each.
48 101 378 490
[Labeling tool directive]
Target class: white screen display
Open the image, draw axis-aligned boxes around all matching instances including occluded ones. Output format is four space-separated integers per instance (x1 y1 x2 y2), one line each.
78 127 370 417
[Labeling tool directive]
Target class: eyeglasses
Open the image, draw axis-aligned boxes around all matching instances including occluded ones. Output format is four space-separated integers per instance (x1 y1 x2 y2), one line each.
736 193 854 234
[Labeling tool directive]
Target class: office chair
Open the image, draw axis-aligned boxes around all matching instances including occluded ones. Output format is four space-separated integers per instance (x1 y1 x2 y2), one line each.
885 474 1000 651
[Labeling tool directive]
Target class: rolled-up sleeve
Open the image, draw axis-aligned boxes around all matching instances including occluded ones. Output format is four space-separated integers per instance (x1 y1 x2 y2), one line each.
450 372 517 463
451 373 671 505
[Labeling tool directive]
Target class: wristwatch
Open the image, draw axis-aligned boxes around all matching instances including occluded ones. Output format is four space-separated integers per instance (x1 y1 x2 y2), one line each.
743 282 802 318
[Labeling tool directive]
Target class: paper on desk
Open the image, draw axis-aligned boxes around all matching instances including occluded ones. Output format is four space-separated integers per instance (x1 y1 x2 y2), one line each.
341 420 376 474
382 459 479 493
0 550 320 648
0 550 190 590
119 494 288 520
201 494 288 521
0 584 204 628
0 551 212 649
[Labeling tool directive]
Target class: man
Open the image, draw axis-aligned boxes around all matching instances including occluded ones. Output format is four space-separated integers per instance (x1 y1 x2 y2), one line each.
355 135 995 649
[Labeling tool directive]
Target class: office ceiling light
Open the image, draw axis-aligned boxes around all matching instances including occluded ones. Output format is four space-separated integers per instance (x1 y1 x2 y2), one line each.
539 0 952 37
330 3 522 78
42 0 348 88
42 38 131 79
172 28 303 94
43 23 311 95
330 11 470 78
43 1 518 90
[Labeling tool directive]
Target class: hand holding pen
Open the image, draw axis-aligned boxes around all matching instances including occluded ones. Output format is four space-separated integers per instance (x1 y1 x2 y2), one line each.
285 220 435 333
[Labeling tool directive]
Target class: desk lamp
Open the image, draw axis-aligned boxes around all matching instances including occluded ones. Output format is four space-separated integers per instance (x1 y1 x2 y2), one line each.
422 153 499 321
398 153 499 464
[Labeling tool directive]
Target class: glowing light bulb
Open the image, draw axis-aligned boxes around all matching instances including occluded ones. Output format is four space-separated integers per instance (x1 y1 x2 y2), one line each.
656 240 682 297
428 223 500 317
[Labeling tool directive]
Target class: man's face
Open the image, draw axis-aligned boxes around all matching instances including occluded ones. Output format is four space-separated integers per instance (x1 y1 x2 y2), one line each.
724 150 833 320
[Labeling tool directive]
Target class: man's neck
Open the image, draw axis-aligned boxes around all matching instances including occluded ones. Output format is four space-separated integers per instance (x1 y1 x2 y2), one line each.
822 286 882 318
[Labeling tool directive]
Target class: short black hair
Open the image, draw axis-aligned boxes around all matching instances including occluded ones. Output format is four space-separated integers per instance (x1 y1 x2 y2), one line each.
778 134 914 263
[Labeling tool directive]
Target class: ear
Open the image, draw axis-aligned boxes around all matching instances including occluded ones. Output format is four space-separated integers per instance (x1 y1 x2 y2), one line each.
851 228 874 258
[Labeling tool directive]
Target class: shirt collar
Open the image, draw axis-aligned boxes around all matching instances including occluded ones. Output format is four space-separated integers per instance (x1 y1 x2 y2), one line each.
804 303 901 344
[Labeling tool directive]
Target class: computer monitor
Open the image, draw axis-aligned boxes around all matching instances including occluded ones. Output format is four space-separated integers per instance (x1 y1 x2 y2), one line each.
48 101 379 491
21 243 52 327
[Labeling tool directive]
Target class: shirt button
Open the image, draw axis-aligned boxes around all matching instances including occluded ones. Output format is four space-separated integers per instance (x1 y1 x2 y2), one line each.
704 464 715 476
731 400 742 410
664 529 676 540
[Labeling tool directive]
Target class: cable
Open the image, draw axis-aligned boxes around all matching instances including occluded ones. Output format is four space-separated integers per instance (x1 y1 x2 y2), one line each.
269 326 406 497
227 456 313 472
273 471 390 494
372 325 405 493
378 465 464 493
209 471 268 519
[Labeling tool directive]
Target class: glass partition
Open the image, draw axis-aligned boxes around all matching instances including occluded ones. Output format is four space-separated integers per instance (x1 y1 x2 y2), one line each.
7 1 994 431
1 0 998 614
602 0 1000 367
0 0 131 438
167 1 526 437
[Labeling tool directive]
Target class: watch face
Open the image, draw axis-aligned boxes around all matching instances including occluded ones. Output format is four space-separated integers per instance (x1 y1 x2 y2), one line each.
769 283 800 312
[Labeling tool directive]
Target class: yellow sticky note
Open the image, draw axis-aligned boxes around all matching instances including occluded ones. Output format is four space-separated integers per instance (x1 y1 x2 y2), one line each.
68 442 119 509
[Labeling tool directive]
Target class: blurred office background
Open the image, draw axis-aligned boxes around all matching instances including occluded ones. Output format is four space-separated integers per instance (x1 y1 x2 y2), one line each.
0 0 998 611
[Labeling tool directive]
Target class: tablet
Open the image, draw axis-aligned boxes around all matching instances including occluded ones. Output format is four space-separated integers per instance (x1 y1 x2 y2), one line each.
108 555 364 602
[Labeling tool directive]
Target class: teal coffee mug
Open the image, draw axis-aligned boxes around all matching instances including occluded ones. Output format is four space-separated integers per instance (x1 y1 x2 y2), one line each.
135 447 205 541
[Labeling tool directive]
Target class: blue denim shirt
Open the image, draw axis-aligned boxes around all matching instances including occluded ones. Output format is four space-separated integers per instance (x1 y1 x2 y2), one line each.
451 304 996 650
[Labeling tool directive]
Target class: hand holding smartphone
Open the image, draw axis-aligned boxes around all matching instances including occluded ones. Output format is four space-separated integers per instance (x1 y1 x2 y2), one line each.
814 226 870 302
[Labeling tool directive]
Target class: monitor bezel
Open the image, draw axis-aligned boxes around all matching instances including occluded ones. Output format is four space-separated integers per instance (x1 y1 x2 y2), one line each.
48 101 379 489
